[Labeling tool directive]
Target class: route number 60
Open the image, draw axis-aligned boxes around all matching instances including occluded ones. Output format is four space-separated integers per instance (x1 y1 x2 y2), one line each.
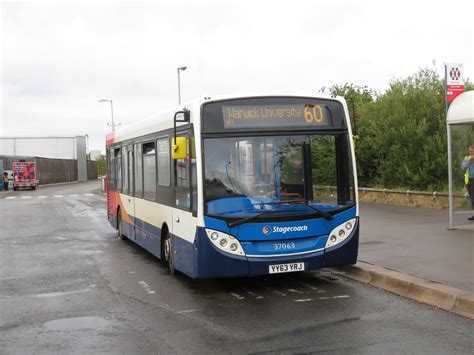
304 105 324 124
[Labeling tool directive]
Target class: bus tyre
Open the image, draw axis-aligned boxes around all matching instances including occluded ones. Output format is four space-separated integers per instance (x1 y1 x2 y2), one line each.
163 233 175 274
117 209 125 240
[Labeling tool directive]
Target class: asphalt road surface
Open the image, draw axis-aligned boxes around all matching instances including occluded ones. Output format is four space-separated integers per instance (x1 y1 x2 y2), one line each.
0 181 472 354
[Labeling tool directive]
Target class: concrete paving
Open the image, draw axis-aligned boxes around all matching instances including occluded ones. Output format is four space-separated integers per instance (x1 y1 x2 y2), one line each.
359 202 474 292
0 181 473 354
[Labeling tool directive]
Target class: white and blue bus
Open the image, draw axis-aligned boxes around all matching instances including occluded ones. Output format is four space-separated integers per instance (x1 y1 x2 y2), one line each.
106 93 358 278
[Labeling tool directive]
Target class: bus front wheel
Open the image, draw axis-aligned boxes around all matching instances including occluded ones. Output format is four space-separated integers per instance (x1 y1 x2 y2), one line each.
162 232 175 274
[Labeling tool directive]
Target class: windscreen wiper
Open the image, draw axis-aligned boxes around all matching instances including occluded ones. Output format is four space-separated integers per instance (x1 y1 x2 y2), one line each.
287 200 334 221
227 209 295 228
253 199 334 221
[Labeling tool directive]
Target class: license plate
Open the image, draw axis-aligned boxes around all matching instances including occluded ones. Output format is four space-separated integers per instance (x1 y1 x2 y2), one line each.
269 262 305 274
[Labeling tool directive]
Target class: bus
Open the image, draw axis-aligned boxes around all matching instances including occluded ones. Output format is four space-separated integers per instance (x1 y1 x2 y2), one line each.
106 93 358 278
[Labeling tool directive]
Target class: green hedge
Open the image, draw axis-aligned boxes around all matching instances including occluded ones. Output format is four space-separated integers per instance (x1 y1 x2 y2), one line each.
327 68 473 191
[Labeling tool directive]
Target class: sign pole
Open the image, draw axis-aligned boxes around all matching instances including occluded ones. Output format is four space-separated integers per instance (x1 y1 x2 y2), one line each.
445 63 464 230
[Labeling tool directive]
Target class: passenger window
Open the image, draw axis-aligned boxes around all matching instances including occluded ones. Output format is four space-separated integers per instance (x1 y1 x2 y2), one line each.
175 134 191 209
122 147 128 194
157 137 171 187
173 134 197 212
143 142 156 200
115 148 122 192
134 143 143 198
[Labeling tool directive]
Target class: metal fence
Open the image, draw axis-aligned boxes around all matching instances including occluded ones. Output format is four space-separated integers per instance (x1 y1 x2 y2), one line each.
87 160 98 181
316 185 469 199
0 155 98 185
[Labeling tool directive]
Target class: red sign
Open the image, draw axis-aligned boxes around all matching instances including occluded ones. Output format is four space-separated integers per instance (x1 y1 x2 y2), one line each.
447 86 464 103
446 63 464 103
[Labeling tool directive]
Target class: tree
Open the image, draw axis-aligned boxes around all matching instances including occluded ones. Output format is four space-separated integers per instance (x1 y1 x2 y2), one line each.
361 68 447 190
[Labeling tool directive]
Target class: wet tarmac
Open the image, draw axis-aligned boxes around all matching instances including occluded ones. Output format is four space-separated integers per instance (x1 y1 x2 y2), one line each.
0 181 472 354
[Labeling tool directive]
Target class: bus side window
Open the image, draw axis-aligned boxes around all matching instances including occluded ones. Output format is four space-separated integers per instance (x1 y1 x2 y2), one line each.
157 137 171 187
128 149 134 196
190 137 197 215
175 134 191 209
122 147 128 194
134 143 143 198
108 148 115 190
114 147 122 192
143 142 156 201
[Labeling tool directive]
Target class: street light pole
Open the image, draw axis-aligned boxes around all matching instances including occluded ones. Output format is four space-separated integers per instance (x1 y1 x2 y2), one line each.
177 66 187 105
99 99 120 132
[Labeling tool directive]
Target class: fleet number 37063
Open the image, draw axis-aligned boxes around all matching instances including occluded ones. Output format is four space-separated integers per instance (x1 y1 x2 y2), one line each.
273 242 296 250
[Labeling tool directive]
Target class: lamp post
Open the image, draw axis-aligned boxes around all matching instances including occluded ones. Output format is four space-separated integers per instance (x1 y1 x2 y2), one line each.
99 99 120 132
177 66 187 105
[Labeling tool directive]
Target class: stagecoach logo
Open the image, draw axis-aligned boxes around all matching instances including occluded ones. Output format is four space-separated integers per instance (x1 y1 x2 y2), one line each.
263 225 309 235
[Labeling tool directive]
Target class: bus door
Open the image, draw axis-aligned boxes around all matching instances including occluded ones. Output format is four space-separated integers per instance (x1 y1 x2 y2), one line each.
172 134 197 261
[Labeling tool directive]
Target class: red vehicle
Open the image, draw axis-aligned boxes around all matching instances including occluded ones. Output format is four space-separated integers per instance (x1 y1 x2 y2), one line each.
13 162 38 191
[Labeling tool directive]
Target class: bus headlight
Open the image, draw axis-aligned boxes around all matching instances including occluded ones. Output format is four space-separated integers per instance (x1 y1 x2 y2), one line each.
205 229 245 256
326 218 357 249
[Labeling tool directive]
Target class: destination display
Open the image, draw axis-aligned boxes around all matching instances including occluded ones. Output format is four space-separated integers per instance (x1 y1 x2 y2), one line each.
202 97 346 133
222 104 328 128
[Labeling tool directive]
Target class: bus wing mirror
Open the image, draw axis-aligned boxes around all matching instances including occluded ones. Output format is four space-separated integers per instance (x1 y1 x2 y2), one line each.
173 109 190 159
172 137 187 159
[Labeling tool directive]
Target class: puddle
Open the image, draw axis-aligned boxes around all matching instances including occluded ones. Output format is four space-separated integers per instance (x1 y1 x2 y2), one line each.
44 316 113 331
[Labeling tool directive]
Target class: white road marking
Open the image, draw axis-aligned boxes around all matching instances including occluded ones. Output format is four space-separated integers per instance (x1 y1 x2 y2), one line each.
287 288 304 294
243 288 264 299
69 194 79 197
262 286 287 297
21 196 31 199
5 196 15 200
295 298 314 303
54 195 63 198
177 309 199 314
138 281 156 294
230 292 245 300
38 196 48 199
294 295 350 303
297 281 326 293
32 289 92 298
84 193 94 196
128 271 136 274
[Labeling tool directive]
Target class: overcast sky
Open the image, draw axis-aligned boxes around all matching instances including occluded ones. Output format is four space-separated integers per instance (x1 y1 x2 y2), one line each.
1 0 473 153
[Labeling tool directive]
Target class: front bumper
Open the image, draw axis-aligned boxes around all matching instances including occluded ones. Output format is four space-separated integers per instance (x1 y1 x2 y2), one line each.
193 222 359 278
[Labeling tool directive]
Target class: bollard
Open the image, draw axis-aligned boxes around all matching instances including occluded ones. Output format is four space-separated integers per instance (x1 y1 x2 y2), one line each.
99 176 105 192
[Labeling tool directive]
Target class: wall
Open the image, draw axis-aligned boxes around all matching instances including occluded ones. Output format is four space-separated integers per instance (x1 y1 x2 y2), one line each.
0 155 98 185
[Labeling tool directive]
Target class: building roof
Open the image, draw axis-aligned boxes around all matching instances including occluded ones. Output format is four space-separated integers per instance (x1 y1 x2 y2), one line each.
447 91 474 125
